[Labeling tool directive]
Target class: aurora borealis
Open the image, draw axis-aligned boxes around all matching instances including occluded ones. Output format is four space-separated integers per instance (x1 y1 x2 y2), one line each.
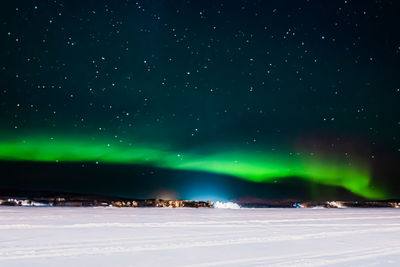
0 136 386 199
0 1 399 200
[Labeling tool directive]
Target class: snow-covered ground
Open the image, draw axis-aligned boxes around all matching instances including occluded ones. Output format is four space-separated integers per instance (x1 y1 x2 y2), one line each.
0 207 400 266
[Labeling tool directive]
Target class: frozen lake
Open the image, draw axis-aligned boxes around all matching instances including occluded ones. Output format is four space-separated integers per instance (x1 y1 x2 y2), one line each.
1 207 400 266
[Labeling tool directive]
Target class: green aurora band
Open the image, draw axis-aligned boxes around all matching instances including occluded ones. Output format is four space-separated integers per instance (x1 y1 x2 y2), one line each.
0 137 386 199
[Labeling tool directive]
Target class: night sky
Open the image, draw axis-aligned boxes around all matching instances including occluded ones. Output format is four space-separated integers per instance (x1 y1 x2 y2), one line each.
0 0 399 201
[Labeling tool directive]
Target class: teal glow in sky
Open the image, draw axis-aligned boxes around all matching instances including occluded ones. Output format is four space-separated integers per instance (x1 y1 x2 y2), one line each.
0 0 398 200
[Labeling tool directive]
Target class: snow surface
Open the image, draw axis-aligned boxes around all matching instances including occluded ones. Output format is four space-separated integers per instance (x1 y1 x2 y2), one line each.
0 207 400 266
